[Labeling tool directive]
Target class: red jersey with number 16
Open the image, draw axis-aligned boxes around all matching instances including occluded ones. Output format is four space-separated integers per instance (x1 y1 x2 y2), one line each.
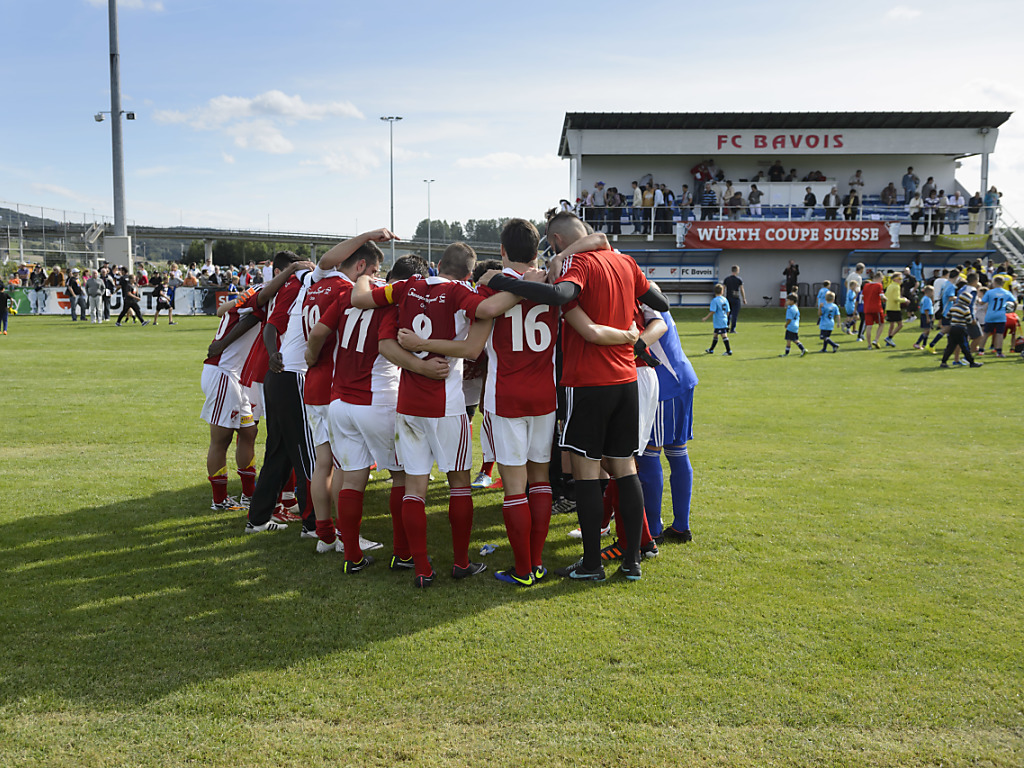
556 249 651 388
370 276 485 418
478 268 557 418
301 269 348 406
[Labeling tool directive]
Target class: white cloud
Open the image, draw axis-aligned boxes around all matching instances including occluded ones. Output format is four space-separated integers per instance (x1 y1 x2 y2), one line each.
30 183 101 206
455 152 562 171
225 120 294 154
136 166 171 178
86 0 164 10
885 6 922 20
222 152 235 164
302 149 381 176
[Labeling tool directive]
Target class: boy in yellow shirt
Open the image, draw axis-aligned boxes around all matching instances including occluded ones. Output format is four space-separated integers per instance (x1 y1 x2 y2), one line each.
883 272 909 347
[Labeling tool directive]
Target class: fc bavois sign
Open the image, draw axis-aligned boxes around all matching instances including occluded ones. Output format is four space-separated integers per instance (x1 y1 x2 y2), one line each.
677 221 893 250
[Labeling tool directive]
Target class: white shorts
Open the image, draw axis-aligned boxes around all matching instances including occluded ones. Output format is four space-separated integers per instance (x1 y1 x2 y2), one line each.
305 403 331 447
636 366 660 455
491 411 555 467
244 381 264 422
329 400 401 472
480 409 495 463
396 412 472 476
200 366 253 430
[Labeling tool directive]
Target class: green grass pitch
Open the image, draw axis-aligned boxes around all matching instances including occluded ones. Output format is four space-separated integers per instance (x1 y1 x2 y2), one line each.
0 312 1021 767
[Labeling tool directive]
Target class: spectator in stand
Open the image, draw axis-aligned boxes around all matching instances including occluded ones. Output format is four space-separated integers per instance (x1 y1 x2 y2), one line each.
726 191 744 221
848 170 865 189
652 182 666 234
945 190 965 234
902 167 920 203
843 189 861 221
678 184 693 221
933 190 947 235
591 181 606 232
630 181 643 234
66 268 87 321
605 187 622 235
923 189 940 234
747 185 763 217
751 170 765 182
690 159 713 188
908 192 924 235
881 183 898 207
823 187 841 221
967 191 984 235
921 176 937 200
47 267 65 287
700 181 717 221
722 180 736 207
803 187 817 219
137 265 149 286
983 186 1001 232
768 160 785 182
785 168 800 182
642 181 656 233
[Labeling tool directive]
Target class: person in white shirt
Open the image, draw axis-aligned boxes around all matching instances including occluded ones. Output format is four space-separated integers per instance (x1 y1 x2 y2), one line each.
947 191 965 234
848 170 865 189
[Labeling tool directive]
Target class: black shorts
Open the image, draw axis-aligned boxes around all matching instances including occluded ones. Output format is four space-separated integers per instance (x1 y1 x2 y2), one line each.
886 310 903 322
560 381 639 461
156 298 171 310
983 321 1006 335
920 317 933 330
785 330 799 341
967 322 982 340
713 327 729 335
819 329 832 339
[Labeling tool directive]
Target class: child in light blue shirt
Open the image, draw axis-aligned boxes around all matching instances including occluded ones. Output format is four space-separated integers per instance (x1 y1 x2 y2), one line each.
781 293 806 356
913 285 935 350
701 283 733 356
819 291 840 352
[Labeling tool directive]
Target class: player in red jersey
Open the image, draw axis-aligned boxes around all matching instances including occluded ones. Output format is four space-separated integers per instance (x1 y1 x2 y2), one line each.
299 233 390 555
201 259 309 512
481 213 669 581
308 250 447 572
400 221 562 586
861 273 886 348
352 242 519 587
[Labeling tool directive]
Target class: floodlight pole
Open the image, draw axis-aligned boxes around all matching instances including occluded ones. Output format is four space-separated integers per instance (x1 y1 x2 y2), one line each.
107 0 127 237
424 179 434 265
381 116 403 265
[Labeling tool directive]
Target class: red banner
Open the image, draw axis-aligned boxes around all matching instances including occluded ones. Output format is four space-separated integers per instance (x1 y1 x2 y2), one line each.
678 221 893 250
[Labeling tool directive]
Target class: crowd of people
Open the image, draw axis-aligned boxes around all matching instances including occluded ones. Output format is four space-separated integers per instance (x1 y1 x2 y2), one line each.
696 258 1021 365
200 216 700 587
571 160 1004 233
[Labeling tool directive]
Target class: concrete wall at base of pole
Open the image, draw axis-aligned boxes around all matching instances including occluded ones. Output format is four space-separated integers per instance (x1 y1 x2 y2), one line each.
103 235 133 271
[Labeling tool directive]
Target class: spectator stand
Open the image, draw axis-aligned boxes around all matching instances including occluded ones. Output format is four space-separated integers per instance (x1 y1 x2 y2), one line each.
622 248 721 307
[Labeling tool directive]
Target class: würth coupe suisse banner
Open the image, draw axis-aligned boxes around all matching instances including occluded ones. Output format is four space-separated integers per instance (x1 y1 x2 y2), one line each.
676 221 895 250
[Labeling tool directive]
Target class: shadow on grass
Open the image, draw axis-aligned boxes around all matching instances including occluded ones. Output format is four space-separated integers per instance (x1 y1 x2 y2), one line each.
0 482 585 709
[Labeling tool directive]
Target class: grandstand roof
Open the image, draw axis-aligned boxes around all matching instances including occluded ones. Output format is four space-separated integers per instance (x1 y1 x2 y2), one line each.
558 111 1013 156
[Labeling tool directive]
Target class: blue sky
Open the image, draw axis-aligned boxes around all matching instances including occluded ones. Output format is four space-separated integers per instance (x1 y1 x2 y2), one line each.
4 0 1023 236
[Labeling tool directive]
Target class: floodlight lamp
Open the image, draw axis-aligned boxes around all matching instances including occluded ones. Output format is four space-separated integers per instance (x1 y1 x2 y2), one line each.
94 113 105 122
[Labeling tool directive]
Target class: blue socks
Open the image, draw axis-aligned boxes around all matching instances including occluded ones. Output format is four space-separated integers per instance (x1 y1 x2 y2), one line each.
665 444 693 532
636 448 664 537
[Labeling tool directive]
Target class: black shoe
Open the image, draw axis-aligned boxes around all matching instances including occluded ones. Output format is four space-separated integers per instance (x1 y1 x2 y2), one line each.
620 561 642 581
939 362 950 369
663 526 692 542
653 534 664 545
641 541 659 559
452 561 487 579
414 571 435 588
141 321 149 326
555 558 606 581
389 554 414 570
600 540 624 561
969 361 983 368
115 322 122 327
342 554 374 574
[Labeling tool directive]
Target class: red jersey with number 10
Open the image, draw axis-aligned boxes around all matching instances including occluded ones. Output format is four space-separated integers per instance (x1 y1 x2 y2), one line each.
371 276 485 418
479 268 557 418
556 249 651 387
301 270 348 406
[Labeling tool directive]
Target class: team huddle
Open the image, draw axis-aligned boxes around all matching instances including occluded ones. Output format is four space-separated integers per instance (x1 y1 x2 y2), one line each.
200 214 698 586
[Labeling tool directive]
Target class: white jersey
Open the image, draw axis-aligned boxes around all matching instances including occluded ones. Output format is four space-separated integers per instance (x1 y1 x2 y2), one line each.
279 270 312 374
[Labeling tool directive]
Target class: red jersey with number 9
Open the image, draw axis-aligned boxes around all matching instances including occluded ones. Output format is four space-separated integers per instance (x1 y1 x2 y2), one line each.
478 268 557 417
371 276 485 418
300 270 348 405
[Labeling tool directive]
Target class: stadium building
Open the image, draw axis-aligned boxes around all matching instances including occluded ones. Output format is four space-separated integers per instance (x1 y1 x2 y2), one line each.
558 111 1019 305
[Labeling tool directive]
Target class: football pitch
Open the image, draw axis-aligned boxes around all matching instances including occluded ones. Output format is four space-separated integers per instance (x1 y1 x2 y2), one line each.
1 312 1021 767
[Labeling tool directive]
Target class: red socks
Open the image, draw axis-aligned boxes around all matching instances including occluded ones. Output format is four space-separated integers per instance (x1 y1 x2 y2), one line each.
402 495 430 577
236 464 256 497
502 493 532 577
209 471 228 504
480 461 494 476
527 483 552 569
390 485 410 559
448 487 474 569
336 489 364 561
315 517 336 545
602 478 619 528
